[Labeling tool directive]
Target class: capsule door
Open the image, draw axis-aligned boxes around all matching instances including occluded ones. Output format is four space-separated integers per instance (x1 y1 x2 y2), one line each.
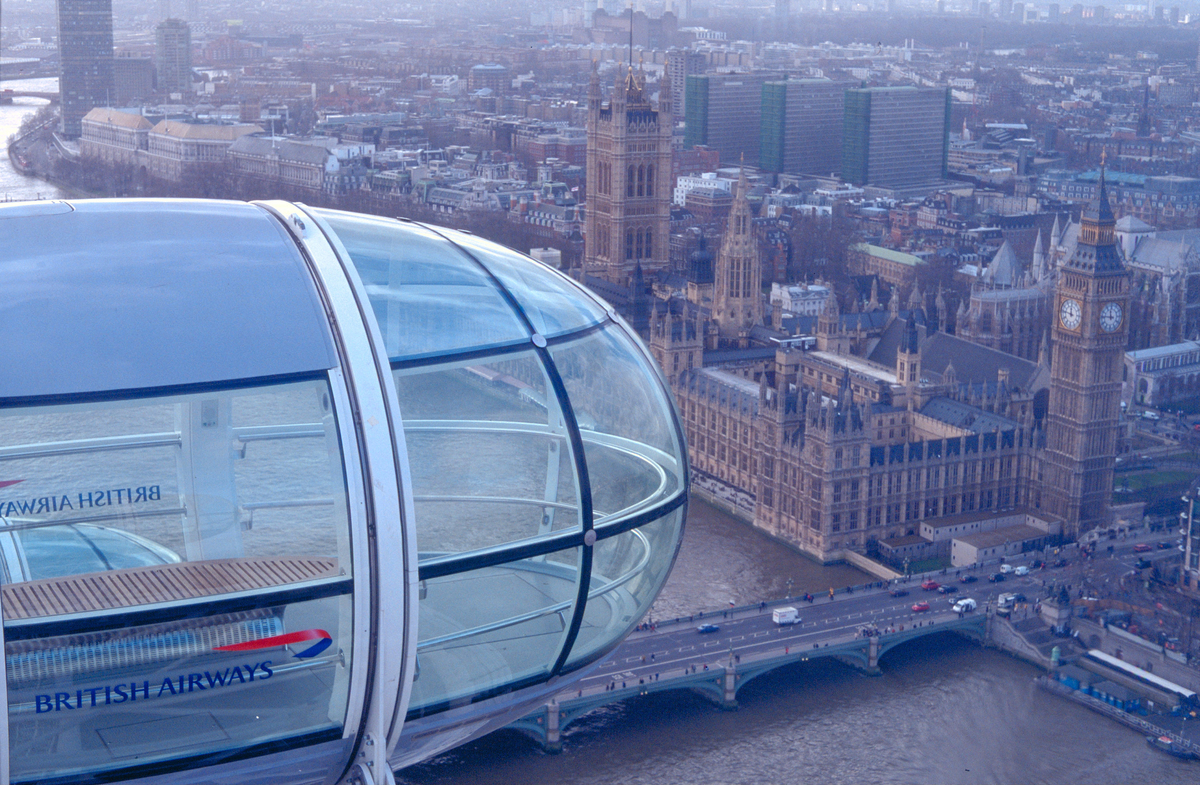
0 374 367 784
0 198 395 785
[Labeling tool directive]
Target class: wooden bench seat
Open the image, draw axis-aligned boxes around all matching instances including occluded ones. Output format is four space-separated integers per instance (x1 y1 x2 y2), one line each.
1 557 340 621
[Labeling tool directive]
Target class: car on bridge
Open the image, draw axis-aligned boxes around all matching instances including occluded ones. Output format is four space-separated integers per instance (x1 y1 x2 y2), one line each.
938 585 959 594
988 573 1006 583
1134 543 1153 553
696 624 720 634
953 598 977 613
921 579 940 591
911 601 931 612
889 588 909 597
959 575 978 584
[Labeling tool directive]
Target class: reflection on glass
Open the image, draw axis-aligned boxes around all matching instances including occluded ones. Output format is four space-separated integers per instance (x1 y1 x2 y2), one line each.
1 378 355 782
445 231 609 339
409 547 581 715
395 353 582 556
316 210 530 361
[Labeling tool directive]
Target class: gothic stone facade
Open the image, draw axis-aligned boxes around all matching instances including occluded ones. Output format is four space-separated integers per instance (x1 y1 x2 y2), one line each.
584 66 673 287
652 176 1127 559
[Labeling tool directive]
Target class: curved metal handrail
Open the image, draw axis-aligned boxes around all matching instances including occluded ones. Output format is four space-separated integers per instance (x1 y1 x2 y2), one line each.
406 418 680 526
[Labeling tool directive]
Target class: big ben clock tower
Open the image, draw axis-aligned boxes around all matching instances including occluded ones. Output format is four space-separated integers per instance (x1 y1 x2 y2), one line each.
1044 165 1130 537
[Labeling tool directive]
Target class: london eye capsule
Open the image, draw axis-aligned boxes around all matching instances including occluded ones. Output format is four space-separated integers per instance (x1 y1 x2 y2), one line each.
0 199 687 784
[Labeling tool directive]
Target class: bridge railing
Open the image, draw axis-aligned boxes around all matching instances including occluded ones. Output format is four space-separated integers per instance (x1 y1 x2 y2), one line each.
565 611 975 703
637 557 1033 634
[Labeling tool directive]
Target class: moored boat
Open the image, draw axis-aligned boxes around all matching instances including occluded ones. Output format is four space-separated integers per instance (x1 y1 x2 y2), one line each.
1147 735 1198 760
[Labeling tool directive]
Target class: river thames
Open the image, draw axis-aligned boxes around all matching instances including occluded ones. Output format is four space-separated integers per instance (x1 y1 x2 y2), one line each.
0 77 66 202
399 497 1199 785
0 94 1196 785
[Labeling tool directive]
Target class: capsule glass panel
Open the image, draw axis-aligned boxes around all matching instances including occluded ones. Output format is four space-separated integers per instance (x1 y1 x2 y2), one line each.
570 511 683 665
1 377 355 784
315 211 530 362
306 209 687 727
549 325 685 527
393 351 583 557
444 230 610 340
407 546 582 716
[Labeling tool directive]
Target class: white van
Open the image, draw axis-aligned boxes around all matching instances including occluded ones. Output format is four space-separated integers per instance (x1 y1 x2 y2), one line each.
953 598 977 613
772 607 800 625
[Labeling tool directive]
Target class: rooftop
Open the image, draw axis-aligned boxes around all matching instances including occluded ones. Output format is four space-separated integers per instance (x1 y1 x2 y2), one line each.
809 350 897 385
954 523 1050 549
921 397 1020 433
1127 340 1200 360
851 243 924 267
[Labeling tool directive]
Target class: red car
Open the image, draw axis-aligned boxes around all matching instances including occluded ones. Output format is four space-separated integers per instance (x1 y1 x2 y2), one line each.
1133 543 1153 553
912 601 931 612
921 579 940 591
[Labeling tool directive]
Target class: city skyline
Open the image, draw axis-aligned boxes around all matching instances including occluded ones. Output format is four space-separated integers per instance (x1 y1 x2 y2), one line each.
4 0 1200 780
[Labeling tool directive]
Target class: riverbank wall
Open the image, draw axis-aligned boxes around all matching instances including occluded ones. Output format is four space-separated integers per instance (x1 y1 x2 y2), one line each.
987 614 1054 668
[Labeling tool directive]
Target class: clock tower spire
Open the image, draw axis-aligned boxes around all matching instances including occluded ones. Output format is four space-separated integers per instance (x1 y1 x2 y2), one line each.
1043 163 1129 537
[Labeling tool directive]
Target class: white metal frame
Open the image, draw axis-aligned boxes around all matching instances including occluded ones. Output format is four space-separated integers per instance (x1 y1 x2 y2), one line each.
260 202 417 783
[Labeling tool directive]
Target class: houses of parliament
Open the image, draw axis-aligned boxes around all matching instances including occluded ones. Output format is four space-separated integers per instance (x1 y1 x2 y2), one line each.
586 68 1131 563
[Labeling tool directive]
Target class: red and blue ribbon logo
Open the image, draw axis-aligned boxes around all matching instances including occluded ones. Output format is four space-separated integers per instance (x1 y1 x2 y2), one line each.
215 629 333 659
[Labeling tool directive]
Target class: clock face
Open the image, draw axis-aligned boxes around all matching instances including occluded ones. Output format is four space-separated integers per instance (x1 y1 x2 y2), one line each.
1059 298 1082 330
1100 302 1124 333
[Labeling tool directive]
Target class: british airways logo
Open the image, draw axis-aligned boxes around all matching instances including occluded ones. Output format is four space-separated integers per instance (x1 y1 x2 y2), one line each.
215 628 334 659
31 630 334 714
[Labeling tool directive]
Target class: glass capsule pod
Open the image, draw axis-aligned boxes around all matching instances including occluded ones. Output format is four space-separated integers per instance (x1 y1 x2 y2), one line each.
0 199 687 784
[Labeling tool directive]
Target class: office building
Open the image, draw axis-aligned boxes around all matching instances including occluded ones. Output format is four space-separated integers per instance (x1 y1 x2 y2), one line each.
841 86 950 190
684 72 780 166
760 78 846 176
113 54 154 104
57 0 115 137
469 63 509 94
155 18 192 95
665 48 705 119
